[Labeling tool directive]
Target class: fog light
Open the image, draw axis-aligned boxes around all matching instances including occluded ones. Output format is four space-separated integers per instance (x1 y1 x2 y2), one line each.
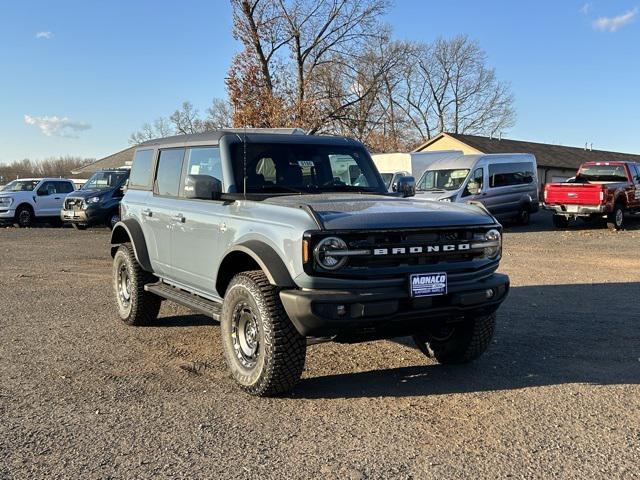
336 305 347 316
486 289 495 299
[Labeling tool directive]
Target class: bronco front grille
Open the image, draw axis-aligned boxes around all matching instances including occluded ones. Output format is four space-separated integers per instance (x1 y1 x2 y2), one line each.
304 226 500 280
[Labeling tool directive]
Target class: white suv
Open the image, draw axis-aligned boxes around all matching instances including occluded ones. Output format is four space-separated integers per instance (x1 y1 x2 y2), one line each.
0 178 76 227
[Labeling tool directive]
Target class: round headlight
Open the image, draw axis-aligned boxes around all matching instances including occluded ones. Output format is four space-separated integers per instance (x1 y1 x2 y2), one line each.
484 229 501 259
313 237 348 270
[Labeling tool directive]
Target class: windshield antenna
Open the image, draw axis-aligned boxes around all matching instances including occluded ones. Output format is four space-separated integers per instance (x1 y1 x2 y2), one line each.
243 126 247 200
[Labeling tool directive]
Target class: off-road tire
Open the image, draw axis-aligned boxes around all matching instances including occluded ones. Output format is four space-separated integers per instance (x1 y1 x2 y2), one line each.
412 313 496 364
15 205 34 228
220 270 306 397
113 243 161 326
552 214 569 229
72 224 87 230
607 203 625 231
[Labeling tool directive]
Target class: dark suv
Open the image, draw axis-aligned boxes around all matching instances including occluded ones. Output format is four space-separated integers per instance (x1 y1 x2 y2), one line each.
110 129 509 396
62 168 130 229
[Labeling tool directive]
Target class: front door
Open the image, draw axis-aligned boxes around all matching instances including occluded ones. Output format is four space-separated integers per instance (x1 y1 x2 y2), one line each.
460 167 486 207
170 146 228 295
35 181 65 216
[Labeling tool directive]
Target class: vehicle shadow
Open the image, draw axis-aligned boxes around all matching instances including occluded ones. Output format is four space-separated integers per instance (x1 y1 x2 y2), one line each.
503 209 640 234
295 282 640 399
151 313 218 327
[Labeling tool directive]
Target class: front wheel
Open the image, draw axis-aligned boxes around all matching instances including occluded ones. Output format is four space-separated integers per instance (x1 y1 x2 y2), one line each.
607 204 625 231
108 212 120 230
220 271 306 396
516 208 531 226
412 313 496 364
113 243 161 325
15 205 33 228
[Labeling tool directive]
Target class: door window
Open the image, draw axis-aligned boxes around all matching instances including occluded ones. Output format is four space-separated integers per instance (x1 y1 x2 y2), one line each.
462 168 484 197
180 147 223 198
154 148 185 197
129 149 155 190
38 181 57 196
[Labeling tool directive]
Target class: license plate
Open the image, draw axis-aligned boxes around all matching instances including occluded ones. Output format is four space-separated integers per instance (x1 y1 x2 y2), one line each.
566 205 579 213
63 210 76 218
409 272 448 298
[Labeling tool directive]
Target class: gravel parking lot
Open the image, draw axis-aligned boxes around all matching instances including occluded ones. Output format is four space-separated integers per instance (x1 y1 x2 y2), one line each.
1 212 639 479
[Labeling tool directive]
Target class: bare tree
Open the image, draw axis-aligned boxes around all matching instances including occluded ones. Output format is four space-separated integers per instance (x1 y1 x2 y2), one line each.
0 156 94 182
399 36 515 142
129 98 233 144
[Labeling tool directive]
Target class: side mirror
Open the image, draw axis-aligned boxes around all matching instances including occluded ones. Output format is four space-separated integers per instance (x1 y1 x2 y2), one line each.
184 174 222 200
466 181 480 196
395 176 415 198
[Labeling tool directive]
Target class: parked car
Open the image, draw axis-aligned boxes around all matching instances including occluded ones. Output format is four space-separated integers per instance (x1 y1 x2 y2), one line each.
543 161 640 230
413 154 540 225
61 168 130 230
379 170 411 192
109 129 509 396
372 150 463 184
0 178 75 227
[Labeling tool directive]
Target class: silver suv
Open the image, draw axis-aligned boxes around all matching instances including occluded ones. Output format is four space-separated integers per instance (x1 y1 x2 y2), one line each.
110 129 509 396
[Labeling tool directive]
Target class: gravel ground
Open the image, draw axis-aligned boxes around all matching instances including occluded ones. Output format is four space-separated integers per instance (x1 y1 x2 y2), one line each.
1 212 639 479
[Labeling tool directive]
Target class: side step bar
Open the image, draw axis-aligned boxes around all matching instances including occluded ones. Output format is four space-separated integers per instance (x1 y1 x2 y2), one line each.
145 282 222 320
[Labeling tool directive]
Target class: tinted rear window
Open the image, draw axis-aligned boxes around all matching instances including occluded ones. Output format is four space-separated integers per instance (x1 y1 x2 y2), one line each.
129 149 155 190
489 162 535 188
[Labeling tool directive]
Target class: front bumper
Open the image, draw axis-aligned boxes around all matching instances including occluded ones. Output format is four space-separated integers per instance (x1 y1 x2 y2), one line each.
0 208 16 220
543 203 608 216
61 206 106 225
280 273 509 338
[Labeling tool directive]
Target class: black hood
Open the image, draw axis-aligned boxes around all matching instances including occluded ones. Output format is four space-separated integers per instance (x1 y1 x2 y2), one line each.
263 194 495 230
68 187 113 199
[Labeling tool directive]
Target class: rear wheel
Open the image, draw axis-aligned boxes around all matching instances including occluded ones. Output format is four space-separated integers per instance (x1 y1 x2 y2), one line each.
412 313 496 364
607 203 625 231
113 243 161 325
552 214 569 229
220 270 306 396
15 205 34 228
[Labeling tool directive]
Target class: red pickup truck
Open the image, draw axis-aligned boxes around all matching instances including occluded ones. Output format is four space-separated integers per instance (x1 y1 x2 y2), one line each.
543 161 640 230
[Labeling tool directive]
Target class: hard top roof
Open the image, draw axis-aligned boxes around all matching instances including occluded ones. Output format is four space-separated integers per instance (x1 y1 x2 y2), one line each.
136 128 360 149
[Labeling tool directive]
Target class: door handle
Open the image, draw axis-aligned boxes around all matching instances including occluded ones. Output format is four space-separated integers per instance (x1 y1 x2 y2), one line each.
172 213 186 223
54 197 61 200
142 208 153 217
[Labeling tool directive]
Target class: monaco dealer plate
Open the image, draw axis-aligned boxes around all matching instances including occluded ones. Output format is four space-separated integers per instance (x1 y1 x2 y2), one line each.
409 272 448 298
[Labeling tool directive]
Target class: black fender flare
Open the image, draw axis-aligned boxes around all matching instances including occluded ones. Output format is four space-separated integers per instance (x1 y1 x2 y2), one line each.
110 219 152 272
218 240 295 289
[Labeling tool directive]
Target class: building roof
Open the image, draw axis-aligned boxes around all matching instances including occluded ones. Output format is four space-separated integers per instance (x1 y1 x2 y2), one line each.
72 146 137 175
414 132 640 170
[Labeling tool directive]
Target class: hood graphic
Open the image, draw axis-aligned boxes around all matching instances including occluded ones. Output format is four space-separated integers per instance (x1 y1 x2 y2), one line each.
264 194 494 230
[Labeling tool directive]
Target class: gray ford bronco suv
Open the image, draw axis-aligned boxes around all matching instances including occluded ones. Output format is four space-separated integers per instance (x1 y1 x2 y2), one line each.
110 129 509 396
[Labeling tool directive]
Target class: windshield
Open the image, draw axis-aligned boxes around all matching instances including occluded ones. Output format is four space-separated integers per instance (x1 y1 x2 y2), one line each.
82 171 129 190
1 180 40 192
576 164 628 182
230 143 385 194
417 169 470 191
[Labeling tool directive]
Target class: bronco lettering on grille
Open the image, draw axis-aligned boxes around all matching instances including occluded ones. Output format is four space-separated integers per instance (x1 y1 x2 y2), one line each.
373 243 471 255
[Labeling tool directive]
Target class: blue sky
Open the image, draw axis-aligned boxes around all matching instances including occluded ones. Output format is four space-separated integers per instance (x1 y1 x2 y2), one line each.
1 0 639 163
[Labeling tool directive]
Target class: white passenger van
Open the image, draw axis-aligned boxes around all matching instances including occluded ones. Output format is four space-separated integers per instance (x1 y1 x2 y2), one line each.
414 154 540 225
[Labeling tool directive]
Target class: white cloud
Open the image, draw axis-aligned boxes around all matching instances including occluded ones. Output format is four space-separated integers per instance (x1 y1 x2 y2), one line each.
593 7 638 32
35 31 54 39
24 115 91 138
580 2 593 15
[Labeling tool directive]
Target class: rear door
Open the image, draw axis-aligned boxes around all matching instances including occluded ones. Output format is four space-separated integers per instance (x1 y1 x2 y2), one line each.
148 148 185 277
54 181 74 211
484 161 536 218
